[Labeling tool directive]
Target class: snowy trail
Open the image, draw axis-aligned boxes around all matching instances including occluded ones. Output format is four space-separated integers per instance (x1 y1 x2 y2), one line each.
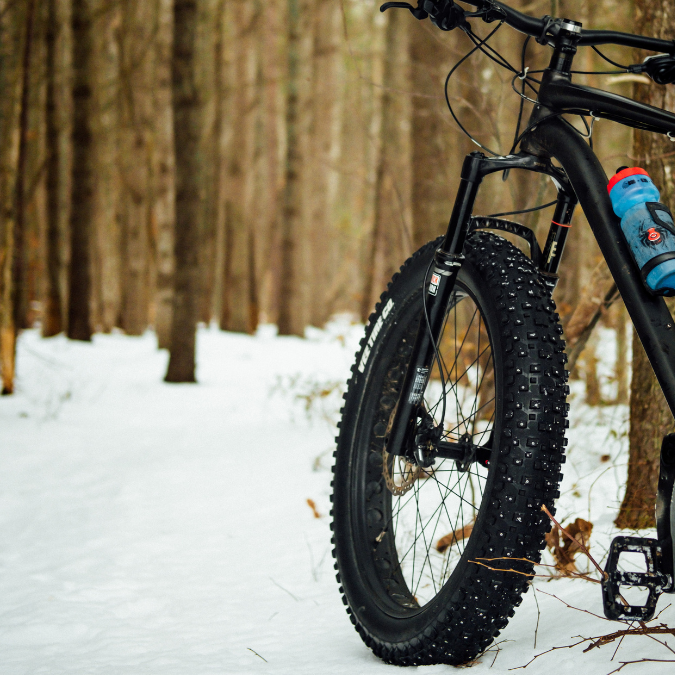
0 327 673 674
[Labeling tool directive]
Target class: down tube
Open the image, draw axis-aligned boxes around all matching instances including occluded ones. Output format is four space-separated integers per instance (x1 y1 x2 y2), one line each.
527 118 675 419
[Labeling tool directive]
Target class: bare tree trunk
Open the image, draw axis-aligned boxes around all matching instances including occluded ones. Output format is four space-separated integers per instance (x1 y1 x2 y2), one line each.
43 0 64 337
306 1 342 327
409 22 456 250
257 0 282 325
277 0 313 336
68 0 94 341
221 0 259 334
165 0 201 383
361 8 412 321
211 0 231 328
91 0 121 333
617 327 672 528
564 259 618 373
198 0 224 328
196 0 218 327
23 0 45 331
0 1 25 393
154 0 176 349
616 0 675 529
583 332 601 406
342 7 386 321
118 0 154 336
11 0 36 339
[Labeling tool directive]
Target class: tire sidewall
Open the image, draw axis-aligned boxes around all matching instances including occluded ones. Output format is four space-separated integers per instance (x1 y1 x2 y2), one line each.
333 237 503 643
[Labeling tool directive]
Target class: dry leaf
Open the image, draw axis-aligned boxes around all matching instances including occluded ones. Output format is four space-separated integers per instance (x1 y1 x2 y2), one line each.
436 523 474 553
306 498 321 519
546 517 593 573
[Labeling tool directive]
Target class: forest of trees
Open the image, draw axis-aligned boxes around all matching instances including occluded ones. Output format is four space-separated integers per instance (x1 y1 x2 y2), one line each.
0 0 672 522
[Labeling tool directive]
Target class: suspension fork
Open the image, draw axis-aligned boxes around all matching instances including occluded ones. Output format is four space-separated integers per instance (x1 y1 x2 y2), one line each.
385 153 484 460
385 150 574 460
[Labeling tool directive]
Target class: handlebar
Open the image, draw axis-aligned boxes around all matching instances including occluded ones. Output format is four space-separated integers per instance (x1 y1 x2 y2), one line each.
467 0 675 53
384 0 675 56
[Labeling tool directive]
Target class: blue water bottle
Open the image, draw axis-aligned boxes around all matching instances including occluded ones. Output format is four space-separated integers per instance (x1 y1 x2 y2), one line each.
608 167 675 295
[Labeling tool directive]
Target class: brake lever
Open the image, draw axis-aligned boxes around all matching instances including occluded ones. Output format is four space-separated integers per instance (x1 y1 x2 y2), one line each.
380 2 428 20
630 53 675 85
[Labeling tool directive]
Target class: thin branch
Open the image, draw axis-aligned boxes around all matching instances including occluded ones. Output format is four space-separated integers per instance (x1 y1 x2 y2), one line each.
536 588 610 623
532 584 541 650
470 558 601 583
606 659 675 675
509 636 589 670
542 505 607 579
247 648 268 663
583 624 675 653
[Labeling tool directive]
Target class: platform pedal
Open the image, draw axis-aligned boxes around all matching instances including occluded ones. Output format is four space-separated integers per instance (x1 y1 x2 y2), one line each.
602 536 673 621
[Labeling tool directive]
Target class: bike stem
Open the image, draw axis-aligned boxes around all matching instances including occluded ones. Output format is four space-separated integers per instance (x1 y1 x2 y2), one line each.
385 151 576 459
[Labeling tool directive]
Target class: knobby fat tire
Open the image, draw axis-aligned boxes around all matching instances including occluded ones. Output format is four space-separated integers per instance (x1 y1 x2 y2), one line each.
331 232 569 666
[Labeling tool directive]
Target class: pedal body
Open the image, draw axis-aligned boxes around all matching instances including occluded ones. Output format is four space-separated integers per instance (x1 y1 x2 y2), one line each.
602 536 672 621
602 433 675 622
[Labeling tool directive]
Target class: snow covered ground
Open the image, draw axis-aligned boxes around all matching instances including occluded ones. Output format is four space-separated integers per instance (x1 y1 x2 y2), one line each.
1 322 673 674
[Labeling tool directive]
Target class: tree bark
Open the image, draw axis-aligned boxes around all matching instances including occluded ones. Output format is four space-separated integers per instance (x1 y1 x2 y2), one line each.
361 8 412 321
277 0 314 336
257 0 282 325
306 1 342 327
118 0 155 336
563 259 618 373
154 0 176 349
616 0 675 529
617 327 673 528
221 0 259 334
90 0 121 334
68 0 94 341
43 0 64 337
198 0 224 328
409 22 457 251
165 0 201 383
0 1 25 394
8 0 36 368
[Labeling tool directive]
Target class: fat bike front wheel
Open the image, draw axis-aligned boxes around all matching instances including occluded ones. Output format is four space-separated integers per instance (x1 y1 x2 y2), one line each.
331 232 569 666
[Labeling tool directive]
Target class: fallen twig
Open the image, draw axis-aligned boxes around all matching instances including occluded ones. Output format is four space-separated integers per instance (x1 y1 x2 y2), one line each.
542 504 607 580
532 584 541 650
247 648 268 663
469 557 601 584
536 588 609 622
512 590 675 670
509 636 589 670
583 623 675 653
606 658 675 674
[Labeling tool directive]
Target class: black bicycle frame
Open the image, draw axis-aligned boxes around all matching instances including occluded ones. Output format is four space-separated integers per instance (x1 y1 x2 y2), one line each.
385 46 675 463
526 77 675 417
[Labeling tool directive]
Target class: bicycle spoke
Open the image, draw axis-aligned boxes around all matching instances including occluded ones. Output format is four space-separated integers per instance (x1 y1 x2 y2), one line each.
373 279 500 607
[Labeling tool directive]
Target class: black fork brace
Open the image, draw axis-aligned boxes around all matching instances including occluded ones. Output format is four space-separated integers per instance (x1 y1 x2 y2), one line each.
384 151 574 459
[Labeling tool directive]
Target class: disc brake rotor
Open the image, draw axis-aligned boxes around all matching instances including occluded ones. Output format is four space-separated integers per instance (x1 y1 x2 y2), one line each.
382 448 421 496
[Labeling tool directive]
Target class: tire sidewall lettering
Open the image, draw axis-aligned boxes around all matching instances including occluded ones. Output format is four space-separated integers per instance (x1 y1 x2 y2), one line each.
358 298 395 374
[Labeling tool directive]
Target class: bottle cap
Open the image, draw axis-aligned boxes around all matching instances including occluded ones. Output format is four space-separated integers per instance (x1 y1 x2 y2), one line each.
607 167 650 194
